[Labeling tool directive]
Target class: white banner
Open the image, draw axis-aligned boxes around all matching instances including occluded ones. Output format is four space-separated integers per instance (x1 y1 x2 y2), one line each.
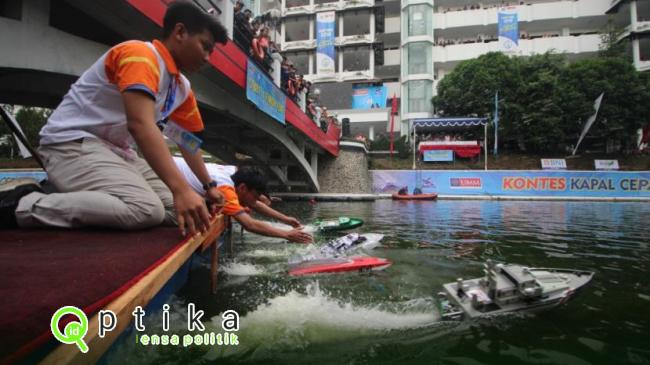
595 160 619 170
541 158 567 170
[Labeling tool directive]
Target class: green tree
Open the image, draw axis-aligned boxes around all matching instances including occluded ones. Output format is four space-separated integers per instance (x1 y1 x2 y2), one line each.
599 17 628 60
433 52 567 152
0 106 50 158
558 57 650 150
432 49 650 153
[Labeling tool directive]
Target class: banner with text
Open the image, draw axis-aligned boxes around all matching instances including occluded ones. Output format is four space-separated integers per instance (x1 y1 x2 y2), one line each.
498 8 519 53
316 11 336 74
246 60 286 124
373 170 650 198
352 84 388 109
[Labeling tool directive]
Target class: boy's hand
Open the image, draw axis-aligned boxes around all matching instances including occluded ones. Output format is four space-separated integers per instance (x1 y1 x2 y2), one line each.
205 187 224 215
284 216 302 228
286 228 313 243
174 188 211 236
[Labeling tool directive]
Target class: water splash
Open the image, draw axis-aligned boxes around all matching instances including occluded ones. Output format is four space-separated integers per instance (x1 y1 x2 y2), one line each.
205 282 439 360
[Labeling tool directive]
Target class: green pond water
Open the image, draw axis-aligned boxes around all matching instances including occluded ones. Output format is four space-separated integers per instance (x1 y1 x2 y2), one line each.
109 200 650 365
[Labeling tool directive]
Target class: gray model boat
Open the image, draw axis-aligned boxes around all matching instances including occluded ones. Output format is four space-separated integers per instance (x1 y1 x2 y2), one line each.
437 259 594 320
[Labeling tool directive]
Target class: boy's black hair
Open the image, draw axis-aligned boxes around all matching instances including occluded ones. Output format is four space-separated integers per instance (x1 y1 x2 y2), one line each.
163 1 229 44
231 167 268 195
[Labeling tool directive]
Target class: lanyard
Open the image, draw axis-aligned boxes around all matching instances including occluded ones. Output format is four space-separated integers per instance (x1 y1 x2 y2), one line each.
160 76 177 122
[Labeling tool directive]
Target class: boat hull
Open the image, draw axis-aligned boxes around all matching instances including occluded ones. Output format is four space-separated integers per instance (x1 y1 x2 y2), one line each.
289 256 392 276
392 193 438 201
439 266 594 320
316 217 364 232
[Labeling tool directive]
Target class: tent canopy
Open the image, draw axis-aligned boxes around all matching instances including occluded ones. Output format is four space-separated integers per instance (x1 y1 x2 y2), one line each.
413 117 488 129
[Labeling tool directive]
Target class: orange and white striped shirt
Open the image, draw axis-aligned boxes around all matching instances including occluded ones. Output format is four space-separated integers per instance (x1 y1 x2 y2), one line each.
40 40 203 157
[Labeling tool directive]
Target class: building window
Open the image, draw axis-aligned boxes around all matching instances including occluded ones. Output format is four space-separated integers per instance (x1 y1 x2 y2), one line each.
0 0 22 20
640 37 650 62
314 0 337 5
262 0 282 13
285 16 311 42
343 10 371 36
285 51 311 75
407 42 431 75
407 5 431 37
342 47 370 71
407 80 432 113
285 0 309 8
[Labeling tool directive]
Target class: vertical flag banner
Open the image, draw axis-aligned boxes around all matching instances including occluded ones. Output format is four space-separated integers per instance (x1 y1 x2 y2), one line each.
572 93 604 156
498 8 519 53
316 11 336 74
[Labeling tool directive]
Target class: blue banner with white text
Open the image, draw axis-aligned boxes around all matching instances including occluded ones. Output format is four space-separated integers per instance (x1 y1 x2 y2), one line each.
498 8 518 52
316 11 336 74
246 60 286 125
373 170 650 198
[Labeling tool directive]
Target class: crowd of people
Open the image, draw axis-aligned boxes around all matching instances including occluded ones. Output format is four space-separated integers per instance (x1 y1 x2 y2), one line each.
435 31 564 46
232 1 334 130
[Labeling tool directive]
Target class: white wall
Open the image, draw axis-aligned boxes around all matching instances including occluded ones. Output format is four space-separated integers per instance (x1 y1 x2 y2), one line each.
433 0 610 29
385 16 400 34
384 49 400 65
433 34 602 63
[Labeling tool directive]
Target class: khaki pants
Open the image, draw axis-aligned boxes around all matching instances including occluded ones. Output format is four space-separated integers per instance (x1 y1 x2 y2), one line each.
16 138 175 229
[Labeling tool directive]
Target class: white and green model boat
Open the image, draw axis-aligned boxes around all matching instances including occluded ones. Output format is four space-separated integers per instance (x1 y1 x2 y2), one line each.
437 259 594 320
313 216 364 232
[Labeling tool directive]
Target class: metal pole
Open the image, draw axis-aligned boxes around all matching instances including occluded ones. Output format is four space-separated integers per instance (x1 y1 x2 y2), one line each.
412 123 416 170
484 122 488 171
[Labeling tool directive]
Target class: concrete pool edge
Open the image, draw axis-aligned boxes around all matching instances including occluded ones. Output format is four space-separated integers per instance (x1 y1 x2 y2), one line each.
273 193 650 202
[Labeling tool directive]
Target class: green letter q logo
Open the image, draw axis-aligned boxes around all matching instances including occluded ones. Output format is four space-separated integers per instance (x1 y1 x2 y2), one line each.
50 306 89 353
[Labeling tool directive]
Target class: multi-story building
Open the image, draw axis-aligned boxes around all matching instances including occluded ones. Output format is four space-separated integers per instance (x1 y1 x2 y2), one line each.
607 0 650 72
277 0 398 140
274 0 622 139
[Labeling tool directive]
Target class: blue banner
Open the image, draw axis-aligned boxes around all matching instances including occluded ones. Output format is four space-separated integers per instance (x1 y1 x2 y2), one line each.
246 60 286 125
373 170 650 198
352 84 387 109
423 150 454 162
316 11 336 74
498 8 518 52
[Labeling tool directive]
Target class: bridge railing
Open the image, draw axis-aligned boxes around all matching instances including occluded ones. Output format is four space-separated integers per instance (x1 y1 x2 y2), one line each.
125 0 340 156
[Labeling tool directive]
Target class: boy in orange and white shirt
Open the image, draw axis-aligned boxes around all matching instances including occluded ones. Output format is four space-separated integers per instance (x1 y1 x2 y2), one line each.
1 2 226 235
173 157 313 243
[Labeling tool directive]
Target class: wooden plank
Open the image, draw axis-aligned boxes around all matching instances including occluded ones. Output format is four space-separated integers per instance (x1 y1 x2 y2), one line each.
200 216 228 252
39 215 227 365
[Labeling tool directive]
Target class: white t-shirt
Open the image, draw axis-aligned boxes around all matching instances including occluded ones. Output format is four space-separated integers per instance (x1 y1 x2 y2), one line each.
173 157 237 194
40 40 201 158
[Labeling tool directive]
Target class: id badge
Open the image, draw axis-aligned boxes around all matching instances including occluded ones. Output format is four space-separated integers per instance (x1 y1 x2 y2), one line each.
162 121 203 154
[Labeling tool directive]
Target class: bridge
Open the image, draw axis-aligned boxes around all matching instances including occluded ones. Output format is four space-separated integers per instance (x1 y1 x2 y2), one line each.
0 0 340 191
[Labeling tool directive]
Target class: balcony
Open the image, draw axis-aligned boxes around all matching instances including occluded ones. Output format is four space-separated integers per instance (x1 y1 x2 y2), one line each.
621 20 650 39
305 69 373 83
283 39 317 51
282 35 373 51
433 34 602 64
433 0 611 30
282 0 374 16
337 33 374 46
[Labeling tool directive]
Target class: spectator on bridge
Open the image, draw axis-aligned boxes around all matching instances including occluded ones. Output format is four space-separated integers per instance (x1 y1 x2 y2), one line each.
173 157 313 243
251 27 272 71
1 1 228 235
